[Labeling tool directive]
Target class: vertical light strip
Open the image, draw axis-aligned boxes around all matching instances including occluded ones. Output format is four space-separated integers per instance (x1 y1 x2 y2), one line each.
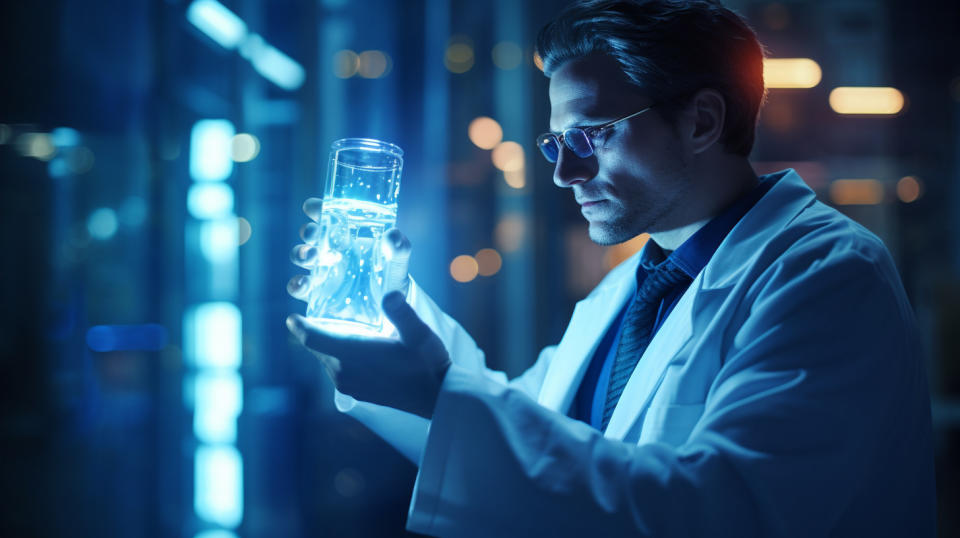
187 119 243 532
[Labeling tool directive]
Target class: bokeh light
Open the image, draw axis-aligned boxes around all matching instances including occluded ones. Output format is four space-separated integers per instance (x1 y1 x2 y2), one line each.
491 141 524 172
475 248 502 277
492 41 522 70
445 39 474 74
237 216 252 245
450 255 479 283
87 208 119 240
333 49 359 78
504 168 525 189
468 117 503 150
495 214 526 253
0 124 11 144
897 176 922 203
829 179 884 205
829 87 905 115
188 183 235 219
763 58 821 89
16 133 57 161
358 50 391 78
231 133 260 162
68 147 96 173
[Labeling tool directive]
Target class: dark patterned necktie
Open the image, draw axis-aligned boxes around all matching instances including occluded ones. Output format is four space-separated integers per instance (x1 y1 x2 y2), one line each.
601 261 691 431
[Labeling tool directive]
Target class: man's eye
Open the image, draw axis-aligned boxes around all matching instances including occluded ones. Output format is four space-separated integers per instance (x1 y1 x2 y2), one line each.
588 127 611 143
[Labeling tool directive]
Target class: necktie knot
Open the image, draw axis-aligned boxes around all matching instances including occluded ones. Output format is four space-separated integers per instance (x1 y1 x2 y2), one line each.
636 261 690 304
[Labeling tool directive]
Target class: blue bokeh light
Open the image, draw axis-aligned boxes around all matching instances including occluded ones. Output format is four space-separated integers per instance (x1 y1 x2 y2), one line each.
87 208 119 240
194 445 243 528
193 371 243 444
186 0 247 50
188 183 235 220
190 120 235 182
183 302 242 369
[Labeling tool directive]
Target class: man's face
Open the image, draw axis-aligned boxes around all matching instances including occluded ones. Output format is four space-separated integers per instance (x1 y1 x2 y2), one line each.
548 54 694 245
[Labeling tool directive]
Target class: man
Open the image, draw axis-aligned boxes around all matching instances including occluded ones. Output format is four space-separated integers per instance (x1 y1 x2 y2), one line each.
287 1 936 535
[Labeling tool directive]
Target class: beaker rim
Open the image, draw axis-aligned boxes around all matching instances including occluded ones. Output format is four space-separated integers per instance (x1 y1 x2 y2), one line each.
331 138 403 157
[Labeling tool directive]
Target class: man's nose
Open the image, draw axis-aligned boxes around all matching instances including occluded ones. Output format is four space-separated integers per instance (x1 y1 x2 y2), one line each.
552 145 597 188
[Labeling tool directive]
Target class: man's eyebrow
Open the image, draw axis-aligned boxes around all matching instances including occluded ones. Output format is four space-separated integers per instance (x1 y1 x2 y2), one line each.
549 114 615 133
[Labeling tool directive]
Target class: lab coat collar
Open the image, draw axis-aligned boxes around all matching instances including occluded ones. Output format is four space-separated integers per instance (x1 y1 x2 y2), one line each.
538 169 816 436
603 168 816 439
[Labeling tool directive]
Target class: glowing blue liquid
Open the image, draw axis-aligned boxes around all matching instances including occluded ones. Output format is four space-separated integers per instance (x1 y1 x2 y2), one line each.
307 198 397 337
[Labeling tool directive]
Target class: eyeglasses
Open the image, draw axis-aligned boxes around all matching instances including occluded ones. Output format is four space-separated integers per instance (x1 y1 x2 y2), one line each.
536 105 656 163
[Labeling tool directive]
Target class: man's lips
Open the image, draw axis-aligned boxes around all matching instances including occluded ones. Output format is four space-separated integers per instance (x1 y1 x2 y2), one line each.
578 199 605 207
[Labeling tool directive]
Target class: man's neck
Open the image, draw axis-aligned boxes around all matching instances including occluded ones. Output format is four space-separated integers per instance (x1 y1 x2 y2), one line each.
649 158 759 252
649 218 711 251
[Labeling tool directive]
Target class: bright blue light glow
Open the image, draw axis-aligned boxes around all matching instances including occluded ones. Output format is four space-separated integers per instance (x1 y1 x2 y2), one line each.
246 39 305 90
51 127 80 147
199 217 239 263
48 157 70 178
184 302 241 369
186 0 248 50
86 324 168 352
190 120 235 182
194 530 237 538
87 208 119 240
193 371 243 444
236 33 263 61
188 183 235 220
194 445 243 528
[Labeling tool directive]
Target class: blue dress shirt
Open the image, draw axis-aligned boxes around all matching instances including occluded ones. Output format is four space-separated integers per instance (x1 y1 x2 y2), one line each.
571 176 775 429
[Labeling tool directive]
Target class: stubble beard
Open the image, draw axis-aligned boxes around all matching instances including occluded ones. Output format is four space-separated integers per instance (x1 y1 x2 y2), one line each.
586 206 649 246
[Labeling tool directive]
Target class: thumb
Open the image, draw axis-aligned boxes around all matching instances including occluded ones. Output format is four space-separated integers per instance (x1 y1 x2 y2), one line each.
382 291 431 348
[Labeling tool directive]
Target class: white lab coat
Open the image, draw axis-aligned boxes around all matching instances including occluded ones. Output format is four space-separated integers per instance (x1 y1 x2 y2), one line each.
339 169 936 537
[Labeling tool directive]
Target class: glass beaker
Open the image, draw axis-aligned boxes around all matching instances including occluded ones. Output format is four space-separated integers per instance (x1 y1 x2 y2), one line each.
306 138 403 338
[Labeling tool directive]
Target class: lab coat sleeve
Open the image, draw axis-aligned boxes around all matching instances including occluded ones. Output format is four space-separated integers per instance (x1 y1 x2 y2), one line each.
407 243 931 537
338 278 551 464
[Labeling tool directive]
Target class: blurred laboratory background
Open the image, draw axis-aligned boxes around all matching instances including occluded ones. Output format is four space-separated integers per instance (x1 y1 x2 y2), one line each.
1 0 958 536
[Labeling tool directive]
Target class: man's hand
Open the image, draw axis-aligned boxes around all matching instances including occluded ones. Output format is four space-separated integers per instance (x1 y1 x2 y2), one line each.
286 197 412 302
286 291 452 419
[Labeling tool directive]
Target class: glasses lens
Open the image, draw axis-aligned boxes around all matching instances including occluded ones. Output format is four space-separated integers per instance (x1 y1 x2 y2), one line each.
563 128 594 158
537 133 560 163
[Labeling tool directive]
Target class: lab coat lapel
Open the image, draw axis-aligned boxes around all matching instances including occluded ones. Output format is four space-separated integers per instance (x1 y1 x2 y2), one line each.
602 273 698 439
537 256 640 413
602 168 817 439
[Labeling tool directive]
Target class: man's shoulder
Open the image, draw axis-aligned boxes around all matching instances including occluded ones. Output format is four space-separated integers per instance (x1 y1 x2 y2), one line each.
748 198 905 299
781 199 893 269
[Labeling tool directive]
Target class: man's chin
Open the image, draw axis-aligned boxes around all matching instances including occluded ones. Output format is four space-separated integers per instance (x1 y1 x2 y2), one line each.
587 222 634 246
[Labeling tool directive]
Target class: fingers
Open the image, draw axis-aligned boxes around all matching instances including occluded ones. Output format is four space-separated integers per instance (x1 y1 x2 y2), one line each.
302 198 323 222
290 244 318 268
287 274 312 301
382 292 433 349
381 228 412 294
300 222 322 245
381 228 412 260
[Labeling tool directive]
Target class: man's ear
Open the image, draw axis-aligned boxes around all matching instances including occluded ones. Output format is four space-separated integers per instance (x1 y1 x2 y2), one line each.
684 88 726 155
